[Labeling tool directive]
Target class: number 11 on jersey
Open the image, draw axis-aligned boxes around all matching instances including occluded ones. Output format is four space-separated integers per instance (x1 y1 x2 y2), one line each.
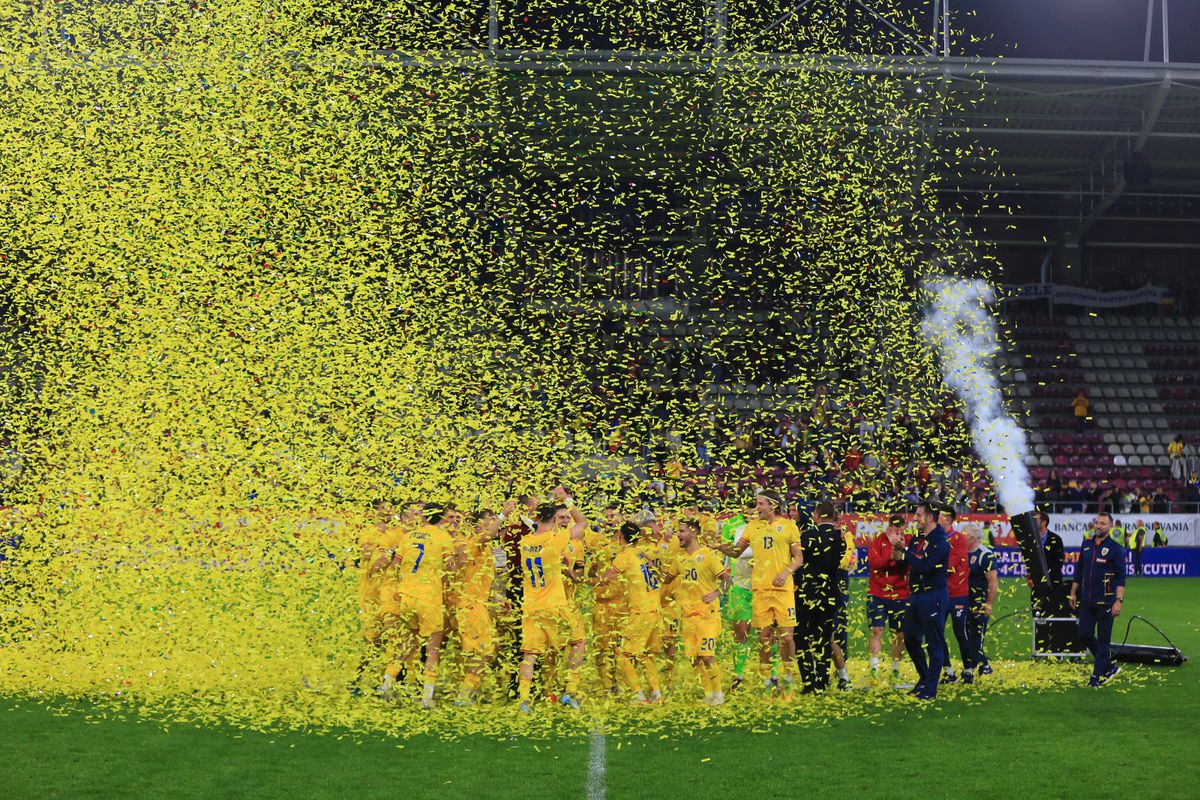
526 556 545 587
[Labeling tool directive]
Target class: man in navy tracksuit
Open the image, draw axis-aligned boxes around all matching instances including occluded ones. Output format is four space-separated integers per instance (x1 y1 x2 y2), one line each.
1069 510 1127 687
890 501 949 700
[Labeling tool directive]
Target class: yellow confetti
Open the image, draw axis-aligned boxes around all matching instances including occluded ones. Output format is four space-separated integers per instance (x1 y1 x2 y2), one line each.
0 0 1096 742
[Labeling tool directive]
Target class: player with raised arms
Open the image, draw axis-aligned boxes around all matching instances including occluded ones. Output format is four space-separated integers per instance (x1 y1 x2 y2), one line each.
515 486 589 713
452 500 516 706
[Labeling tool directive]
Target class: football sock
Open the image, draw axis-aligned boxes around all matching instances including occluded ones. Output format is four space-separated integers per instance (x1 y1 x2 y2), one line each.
617 655 641 694
642 655 661 694
732 641 751 677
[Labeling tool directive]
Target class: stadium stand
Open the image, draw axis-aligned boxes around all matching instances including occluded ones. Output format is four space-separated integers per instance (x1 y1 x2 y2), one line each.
1007 313 1200 509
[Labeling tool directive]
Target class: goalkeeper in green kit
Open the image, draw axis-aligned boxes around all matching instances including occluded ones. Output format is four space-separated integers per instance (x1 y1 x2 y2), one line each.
721 496 759 691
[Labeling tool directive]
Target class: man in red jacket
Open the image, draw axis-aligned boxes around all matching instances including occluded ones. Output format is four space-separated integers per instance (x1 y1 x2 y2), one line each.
939 505 973 684
867 513 911 682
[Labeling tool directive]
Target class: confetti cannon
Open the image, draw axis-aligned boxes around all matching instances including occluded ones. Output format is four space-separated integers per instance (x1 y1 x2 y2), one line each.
1008 509 1063 613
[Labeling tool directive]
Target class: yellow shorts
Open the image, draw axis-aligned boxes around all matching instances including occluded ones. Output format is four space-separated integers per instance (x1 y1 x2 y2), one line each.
360 615 383 644
382 592 444 638
522 607 576 655
456 602 494 655
681 610 721 658
358 582 382 642
592 598 624 645
568 605 586 643
619 610 663 656
751 590 796 630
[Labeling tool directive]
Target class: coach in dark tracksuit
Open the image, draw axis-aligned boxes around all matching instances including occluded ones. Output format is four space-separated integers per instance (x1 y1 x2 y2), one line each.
1069 511 1127 687
892 501 950 700
794 503 842 693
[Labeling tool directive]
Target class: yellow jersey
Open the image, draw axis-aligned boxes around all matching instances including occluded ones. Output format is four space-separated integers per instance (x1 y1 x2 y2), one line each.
518 529 571 614
395 523 455 603
643 535 679 602
563 534 586 606
456 536 495 605
839 530 858 572
356 524 387 607
585 529 624 603
738 517 801 593
613 545 662 615
669 546 728 616
374 525 409 592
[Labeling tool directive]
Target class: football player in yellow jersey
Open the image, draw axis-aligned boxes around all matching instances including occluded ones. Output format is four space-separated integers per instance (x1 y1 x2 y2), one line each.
371 501 416 690
545 518 588 700
720 490 804 698
379 503 464 709
636 509 682 689
585 504 627 694
603 520 664 704
678 497 722 549
349 499 395 694
452 500 516 706
663 518 731 706
515 486 589 713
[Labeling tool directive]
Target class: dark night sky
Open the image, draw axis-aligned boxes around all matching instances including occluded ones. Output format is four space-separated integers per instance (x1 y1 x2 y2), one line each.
946 0 1200 63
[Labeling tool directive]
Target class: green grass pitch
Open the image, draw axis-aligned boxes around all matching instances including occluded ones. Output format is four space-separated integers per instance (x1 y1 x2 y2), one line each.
4 578 1197 799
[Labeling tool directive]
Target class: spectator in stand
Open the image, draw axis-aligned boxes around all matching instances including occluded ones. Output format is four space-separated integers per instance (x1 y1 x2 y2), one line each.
914 461 932 491
1151 488 1170 514
843 446 864 475
1063 481 1085 513
1118 487 1138 515
1168 435 1185 482
1072 390 1089 434
1184 475 1200 509
1097 485 1120 514
1042 468 1063 503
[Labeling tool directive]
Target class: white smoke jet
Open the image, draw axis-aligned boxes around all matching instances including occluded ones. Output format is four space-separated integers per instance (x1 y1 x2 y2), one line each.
921 276 1036 516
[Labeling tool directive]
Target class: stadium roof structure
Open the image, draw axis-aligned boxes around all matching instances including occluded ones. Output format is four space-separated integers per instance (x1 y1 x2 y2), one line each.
373 0 1200 259
382 48 1200 256
932 57 1200 253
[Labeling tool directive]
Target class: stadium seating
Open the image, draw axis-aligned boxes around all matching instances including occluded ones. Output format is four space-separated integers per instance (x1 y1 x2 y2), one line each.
1005 313 1200 498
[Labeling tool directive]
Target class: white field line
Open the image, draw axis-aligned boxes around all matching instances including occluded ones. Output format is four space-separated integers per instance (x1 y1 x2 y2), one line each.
586 727 606 800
